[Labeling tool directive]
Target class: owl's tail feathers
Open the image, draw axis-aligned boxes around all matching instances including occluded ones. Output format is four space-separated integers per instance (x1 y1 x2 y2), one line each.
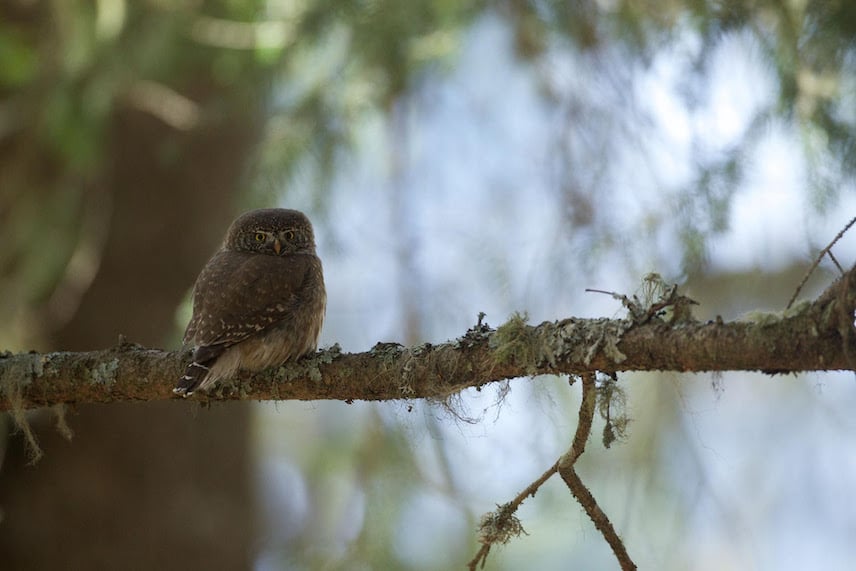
173 345 225 397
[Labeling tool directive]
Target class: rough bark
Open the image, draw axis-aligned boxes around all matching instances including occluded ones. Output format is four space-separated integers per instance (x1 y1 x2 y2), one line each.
3 265 854 412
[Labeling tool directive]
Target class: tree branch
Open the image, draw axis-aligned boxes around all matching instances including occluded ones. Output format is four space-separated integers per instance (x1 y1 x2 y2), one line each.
558 374 636 570
1 267 854 412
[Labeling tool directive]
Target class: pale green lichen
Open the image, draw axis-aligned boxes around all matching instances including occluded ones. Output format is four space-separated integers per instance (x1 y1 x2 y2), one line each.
273 344 342 386
454 312 493 351
549 318 628 367
740 299 813 326
477 503 526 546
596 374 630 448
593 273 698 325
369 342 405 364
490 313 631 372
398 349 419 396
88 358 119 385
304 344 342 384
316 343 342 364
739 310 782 325
784 299 812 318
490 312 541 374
276 362 302 382
33 354 45 377
1 354 45 462
53 403 74 441
598 326 629 364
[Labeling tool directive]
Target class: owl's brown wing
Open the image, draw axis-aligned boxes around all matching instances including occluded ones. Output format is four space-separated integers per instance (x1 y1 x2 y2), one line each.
183 250 316 348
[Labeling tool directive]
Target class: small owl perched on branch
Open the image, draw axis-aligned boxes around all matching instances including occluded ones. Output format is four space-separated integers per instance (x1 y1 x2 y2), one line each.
173 208 326 397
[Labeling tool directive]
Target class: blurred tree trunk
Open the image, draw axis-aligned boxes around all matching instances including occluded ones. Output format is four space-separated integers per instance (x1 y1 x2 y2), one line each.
0 104 261 569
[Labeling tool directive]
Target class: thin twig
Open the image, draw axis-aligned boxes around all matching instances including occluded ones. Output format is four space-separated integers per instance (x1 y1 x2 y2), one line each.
506 461 560 510
828 250 844 274
467 461 560 570
559 466 637 571
466 374 596 569
787 216 856 309
557 372 637 570
467 544 490 570
563 372 596 465
467 373 638 569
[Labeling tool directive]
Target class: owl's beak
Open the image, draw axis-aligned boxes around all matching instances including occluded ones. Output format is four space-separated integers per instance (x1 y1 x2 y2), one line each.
273 238 282 255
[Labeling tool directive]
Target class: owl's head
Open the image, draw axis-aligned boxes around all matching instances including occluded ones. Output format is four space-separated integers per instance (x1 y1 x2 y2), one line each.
225 208 317 255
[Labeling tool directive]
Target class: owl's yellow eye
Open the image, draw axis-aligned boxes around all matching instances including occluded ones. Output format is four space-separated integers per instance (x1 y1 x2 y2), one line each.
254 232 266 242
284 230 296 241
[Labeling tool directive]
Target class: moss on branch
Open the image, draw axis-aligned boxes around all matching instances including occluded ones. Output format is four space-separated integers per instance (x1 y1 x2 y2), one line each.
1 267 854 413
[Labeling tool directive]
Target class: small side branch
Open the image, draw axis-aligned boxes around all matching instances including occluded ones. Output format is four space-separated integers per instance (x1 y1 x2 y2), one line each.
562 372 596 465
469 373 636 570
559 466 636 570
557 373 636 570
467 461 560 570
787 216 856 309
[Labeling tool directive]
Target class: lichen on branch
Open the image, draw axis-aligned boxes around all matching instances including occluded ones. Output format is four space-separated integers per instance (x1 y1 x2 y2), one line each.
0 268 853 415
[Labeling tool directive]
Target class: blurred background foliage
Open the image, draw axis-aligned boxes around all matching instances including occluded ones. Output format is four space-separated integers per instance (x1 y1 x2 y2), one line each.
1 1 855 569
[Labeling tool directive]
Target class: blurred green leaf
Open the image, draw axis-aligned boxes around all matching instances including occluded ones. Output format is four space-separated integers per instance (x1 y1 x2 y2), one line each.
0 28 38 87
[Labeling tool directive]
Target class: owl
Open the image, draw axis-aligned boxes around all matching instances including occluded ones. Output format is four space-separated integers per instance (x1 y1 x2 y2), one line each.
173 208 326 396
